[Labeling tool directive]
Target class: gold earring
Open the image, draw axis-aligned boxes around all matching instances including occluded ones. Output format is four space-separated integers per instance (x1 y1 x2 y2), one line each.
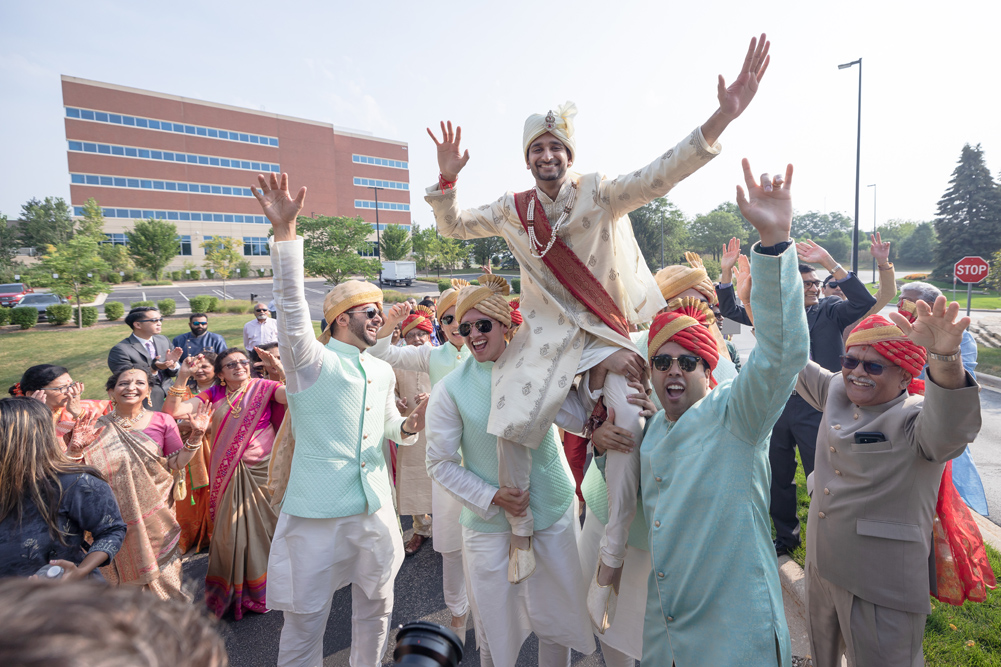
220 379 226 387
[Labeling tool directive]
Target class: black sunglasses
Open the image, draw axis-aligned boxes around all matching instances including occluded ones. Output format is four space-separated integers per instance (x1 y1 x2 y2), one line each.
255 308 269 312
458 319 493 337
224 359 251 370
650 353 702 373
346 307 381 320
441 314 455 325
137 317 164 323
840 355 888 376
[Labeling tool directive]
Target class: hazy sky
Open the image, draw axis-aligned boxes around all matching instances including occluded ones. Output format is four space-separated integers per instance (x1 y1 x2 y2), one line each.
2 1 999 238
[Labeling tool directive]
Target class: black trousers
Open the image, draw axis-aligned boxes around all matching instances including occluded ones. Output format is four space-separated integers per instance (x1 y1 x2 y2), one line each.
769 394 822 549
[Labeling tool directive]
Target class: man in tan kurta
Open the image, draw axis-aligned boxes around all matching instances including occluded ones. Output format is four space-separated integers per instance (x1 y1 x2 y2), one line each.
393 308 435 554
426 35 771 602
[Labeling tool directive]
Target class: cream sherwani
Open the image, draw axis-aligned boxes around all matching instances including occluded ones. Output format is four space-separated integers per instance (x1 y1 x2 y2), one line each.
393 359 433 516
425 127 720 449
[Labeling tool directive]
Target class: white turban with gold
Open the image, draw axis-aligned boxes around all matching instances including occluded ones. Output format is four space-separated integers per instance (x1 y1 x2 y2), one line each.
523 101 577 162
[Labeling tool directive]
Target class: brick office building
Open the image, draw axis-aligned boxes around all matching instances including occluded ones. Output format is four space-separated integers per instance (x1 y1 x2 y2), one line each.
62 75 411 273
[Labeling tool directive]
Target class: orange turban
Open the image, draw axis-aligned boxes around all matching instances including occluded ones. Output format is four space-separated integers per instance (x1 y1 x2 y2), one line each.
846 314 927 394
648 307 720 387
401 305 434 337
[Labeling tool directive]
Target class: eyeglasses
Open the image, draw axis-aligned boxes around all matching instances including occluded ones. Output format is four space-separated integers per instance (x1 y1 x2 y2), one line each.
44 383 74 394
458 319 493 337
802 280 822 289
223 359 251 370
137 317 164 323
255 308 268 313
440 314 455 325
191 321 208 326
840 355 889 376
346 307 381 320
650 353 703 373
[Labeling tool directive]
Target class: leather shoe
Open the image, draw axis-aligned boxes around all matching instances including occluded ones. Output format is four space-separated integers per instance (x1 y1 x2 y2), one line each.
405 533 427 557
507 538 536 584
587 563 620 634
774 539 797 558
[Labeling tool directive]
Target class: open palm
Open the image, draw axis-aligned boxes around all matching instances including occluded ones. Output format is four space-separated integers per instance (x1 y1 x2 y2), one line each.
427 121 470 181
718 34 770 120
252 173 307 233
735 158 792 246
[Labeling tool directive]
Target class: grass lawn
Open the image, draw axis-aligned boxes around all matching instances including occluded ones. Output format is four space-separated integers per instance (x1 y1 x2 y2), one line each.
862 283 1001 310
0 314 323 400
977 347 1001 377
788 453 1001 665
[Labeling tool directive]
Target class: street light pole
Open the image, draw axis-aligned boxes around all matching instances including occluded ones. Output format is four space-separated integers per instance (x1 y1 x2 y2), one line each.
660 211 665 269
867 183 877 283
369 186 384 284
839 57 862 274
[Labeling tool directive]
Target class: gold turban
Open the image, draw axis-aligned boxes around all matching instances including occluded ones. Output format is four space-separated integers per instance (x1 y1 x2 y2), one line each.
319 280 383 344
654 251 718 305
523 101 577 162
437 278 470 317
456 274 512 327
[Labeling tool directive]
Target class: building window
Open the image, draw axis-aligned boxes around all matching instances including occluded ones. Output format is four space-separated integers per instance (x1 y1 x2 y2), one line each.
67 141 281 173
243 237 270 256
74 206 268 224
358 242 379 258
102 233 128 246
353 177 409 191
70 173 255 198
178 235 192 256
65 106 279 147
352 154 408 170
354 200 410 212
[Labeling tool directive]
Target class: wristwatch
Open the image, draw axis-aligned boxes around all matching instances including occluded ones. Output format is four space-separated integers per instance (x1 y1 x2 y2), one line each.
928 350 960 362
401 426 417 438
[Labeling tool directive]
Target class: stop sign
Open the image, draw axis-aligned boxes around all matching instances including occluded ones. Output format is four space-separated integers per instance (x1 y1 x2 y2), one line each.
954 256 990 284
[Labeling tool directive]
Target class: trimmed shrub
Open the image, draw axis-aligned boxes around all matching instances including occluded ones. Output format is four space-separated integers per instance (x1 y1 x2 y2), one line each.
141 280 171 286
104 301 125 321
207 296 220 312
236 260 253 279
105 273 122 284
74 306 99 327
437 280 451 292
157 298 176 317
46 304 73 325
382 289 409 304
0 307 10 326
11 306 38 329
186 269 200 280
257 268 268 277
188 295 212 313
225 303 249 314
131 300 155 308
469 280 479 286
170 271 183 281
132 270 147 282
511 278 521 294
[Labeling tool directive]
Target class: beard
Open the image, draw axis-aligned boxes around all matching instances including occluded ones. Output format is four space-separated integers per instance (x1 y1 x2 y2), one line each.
348 314 377 347
530 161 567 182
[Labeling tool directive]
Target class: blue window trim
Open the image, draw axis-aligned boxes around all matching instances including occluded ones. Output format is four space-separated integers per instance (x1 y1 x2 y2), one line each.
65 106 279 148
353 199 411 212
76 205 269 225
71 173 255 198
351 154 408 170
352 176 409 191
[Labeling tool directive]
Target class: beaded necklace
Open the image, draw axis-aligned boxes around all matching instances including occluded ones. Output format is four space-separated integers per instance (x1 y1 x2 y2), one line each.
527 179 579 259
112 408 147 430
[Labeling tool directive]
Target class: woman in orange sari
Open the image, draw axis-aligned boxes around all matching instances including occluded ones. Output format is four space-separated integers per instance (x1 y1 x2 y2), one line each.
171 352 219 554
7 364 111 446
163 347 287 619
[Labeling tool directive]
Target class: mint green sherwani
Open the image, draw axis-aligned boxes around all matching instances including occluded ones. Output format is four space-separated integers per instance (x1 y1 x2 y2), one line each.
640 243 808 666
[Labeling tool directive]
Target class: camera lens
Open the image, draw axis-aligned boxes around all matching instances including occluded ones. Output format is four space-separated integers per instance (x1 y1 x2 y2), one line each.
393 621 463 666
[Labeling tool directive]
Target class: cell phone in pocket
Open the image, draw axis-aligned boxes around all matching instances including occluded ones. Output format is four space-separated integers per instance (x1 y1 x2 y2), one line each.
854 431 885 445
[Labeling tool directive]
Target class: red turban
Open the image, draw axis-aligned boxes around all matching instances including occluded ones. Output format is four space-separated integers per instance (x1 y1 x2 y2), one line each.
509 299 523 326
648 308 720 387
401 305 435 338
846 314 927 395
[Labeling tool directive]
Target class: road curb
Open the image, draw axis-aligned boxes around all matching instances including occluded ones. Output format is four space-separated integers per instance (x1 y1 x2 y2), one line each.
972 512 1001 552
778 554 811 657
977 372 1001 391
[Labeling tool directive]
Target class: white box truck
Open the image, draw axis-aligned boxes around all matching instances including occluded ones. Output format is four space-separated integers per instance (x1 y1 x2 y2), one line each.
380 260 417 287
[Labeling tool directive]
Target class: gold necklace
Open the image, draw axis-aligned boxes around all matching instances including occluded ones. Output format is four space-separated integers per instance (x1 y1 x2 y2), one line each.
112 408 147 430
225 381 250 416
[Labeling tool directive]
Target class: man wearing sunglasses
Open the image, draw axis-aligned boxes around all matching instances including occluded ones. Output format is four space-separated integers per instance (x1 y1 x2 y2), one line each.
243 302 278 355
253 174 428 667
107 306 182 410
371 279 474 640
794 309 982 667
172 312 228 362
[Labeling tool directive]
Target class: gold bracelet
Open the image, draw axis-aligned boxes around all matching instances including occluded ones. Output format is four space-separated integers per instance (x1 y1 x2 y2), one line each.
167 387 187 397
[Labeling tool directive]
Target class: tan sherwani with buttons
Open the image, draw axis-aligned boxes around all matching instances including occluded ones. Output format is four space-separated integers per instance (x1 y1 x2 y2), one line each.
425 127 720 449
393 363 433 516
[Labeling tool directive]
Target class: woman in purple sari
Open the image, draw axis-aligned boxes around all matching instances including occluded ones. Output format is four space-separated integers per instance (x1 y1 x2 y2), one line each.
164 347 286 619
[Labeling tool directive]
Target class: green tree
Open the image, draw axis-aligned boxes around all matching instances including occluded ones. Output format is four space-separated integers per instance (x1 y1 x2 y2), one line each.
791 210 853 239
436 236 468 276
127 218 179 280
18 197 75 252
411 225 439 274
627 197 688 271
875 219 919 264
76 198 106 239
896 222 938 265
99 243 134 277
31 236 110 329
471 236 510 267
987 248 1001 292
0 214 21 281
379 223 412 261
820 230 852 265
933 143 1001 278
298 215 380 286
200 236 243 299
687 209 746 261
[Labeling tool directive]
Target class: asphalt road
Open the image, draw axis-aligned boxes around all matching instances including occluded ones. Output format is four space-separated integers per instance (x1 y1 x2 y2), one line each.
181 516 611 667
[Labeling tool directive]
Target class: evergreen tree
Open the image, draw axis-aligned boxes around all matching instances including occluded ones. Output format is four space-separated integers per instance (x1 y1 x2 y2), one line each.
127 218 179 281
933 144 1001 278
896 222 938 265
18 197 75 252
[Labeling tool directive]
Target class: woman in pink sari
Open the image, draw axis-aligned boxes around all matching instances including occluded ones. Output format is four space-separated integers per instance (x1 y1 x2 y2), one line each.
164 347 287 619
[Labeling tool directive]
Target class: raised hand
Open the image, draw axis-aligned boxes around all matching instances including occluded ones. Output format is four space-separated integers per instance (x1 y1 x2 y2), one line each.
721 237 741 282
177 354 200 381
378 302 411 339
251 173 307 242
889 295 969 356
796 239 834 266
426 121 470 182
396 396 408 414
28 389 47 403
254 346 284 382
65 382 84 419
735 158 792 247
158 347 183 369
404 394 429 433
735 254 753 304
718 34 770 121
188 400 212 437
869 232 891 264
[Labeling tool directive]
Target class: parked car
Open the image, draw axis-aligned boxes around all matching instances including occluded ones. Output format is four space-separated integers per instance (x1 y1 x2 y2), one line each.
16 293 69 320
0 283 33 307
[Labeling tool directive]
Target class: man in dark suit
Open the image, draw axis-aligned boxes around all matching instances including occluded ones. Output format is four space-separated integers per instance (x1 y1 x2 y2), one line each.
718 240 877 556
108 306 182 410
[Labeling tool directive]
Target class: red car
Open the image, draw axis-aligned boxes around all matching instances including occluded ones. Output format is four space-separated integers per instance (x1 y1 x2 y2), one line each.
0 283 33 308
